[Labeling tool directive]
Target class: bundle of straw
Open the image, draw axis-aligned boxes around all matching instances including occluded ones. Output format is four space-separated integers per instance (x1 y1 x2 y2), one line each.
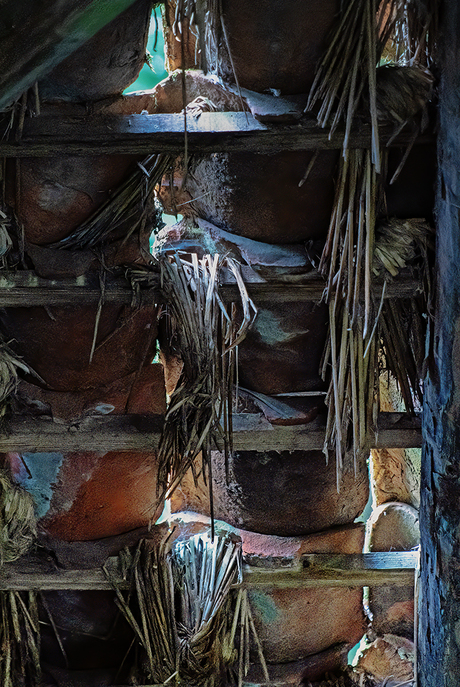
0 469 36 565
110 531 267 686
157 253 256 502
54 154 173 250
0 470 40 687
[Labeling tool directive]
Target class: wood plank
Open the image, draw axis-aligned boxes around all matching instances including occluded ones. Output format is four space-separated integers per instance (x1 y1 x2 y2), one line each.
0 112 434 157
0 0 139 112
0 411 421 452
242 552 418 589
0 269 420 306
418 2 460 684
0 552 417 591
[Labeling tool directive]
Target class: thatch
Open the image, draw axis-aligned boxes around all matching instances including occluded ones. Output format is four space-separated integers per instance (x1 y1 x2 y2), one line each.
308 0 435 480
54 153 173 250
109 530 267 686
157 252 256 504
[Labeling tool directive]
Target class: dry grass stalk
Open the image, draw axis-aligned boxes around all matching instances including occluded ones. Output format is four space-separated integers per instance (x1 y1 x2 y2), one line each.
320 149 431 482
158 253 256 501
54 154 173 250
110 531 265 686
0 590 41 687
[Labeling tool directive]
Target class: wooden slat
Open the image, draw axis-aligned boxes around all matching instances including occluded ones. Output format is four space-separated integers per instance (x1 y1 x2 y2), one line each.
0 411 421 452
242 552 418 589
0 269 420 306
0 112 434 157
0 552 417 591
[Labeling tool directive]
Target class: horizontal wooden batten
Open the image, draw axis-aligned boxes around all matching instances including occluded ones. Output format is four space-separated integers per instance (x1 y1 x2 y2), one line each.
242 551 418 589
0 551 417 591
0 112 433 157
0 411 421 452
0 269 420 306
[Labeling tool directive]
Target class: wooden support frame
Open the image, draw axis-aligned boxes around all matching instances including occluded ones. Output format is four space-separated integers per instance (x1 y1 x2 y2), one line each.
0 112 434 157
0 411 421 452
0 551 417 591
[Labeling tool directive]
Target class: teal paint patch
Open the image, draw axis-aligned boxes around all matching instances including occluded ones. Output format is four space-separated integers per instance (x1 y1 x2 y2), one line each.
254 310 289 345
17 453 64 520
248 589 280 624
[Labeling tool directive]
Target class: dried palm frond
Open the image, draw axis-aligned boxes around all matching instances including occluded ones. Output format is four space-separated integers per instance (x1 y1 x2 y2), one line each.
110 531 266 686
54 154 173 250
157 253 256 500
0 469 36 565
0 590 41 687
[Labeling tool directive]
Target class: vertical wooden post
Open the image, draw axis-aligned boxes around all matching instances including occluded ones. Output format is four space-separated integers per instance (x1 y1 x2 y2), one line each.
419 2 460 684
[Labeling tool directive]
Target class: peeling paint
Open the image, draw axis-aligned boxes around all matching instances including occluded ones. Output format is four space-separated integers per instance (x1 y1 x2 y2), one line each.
16 452 64 519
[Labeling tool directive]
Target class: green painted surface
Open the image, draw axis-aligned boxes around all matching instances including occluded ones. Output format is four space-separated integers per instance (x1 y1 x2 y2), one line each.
248 589 280 624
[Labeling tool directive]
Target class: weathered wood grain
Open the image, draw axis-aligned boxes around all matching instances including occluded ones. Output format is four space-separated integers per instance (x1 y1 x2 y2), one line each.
418 2 460 684
0 269 420 306
0 411 420 452
0 112 434 157
0 0 139 111
0 552 417 591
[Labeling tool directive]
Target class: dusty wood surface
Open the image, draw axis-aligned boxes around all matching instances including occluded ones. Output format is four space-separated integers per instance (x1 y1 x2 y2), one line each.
418 1 460 684
0 112 434 156
0 552 417 591
0 0 139 112
0 269 420 306
0 412 421 452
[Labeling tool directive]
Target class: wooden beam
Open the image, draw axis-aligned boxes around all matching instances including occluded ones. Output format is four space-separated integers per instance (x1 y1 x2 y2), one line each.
0 112 434 157
242 552 418 589
418 2 460 684
0 269 420 307
0 551 417 591
0 411 421 453
0 0 139 112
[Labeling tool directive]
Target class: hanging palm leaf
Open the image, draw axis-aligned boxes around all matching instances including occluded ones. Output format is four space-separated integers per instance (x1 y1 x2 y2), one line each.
157 252 256 501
